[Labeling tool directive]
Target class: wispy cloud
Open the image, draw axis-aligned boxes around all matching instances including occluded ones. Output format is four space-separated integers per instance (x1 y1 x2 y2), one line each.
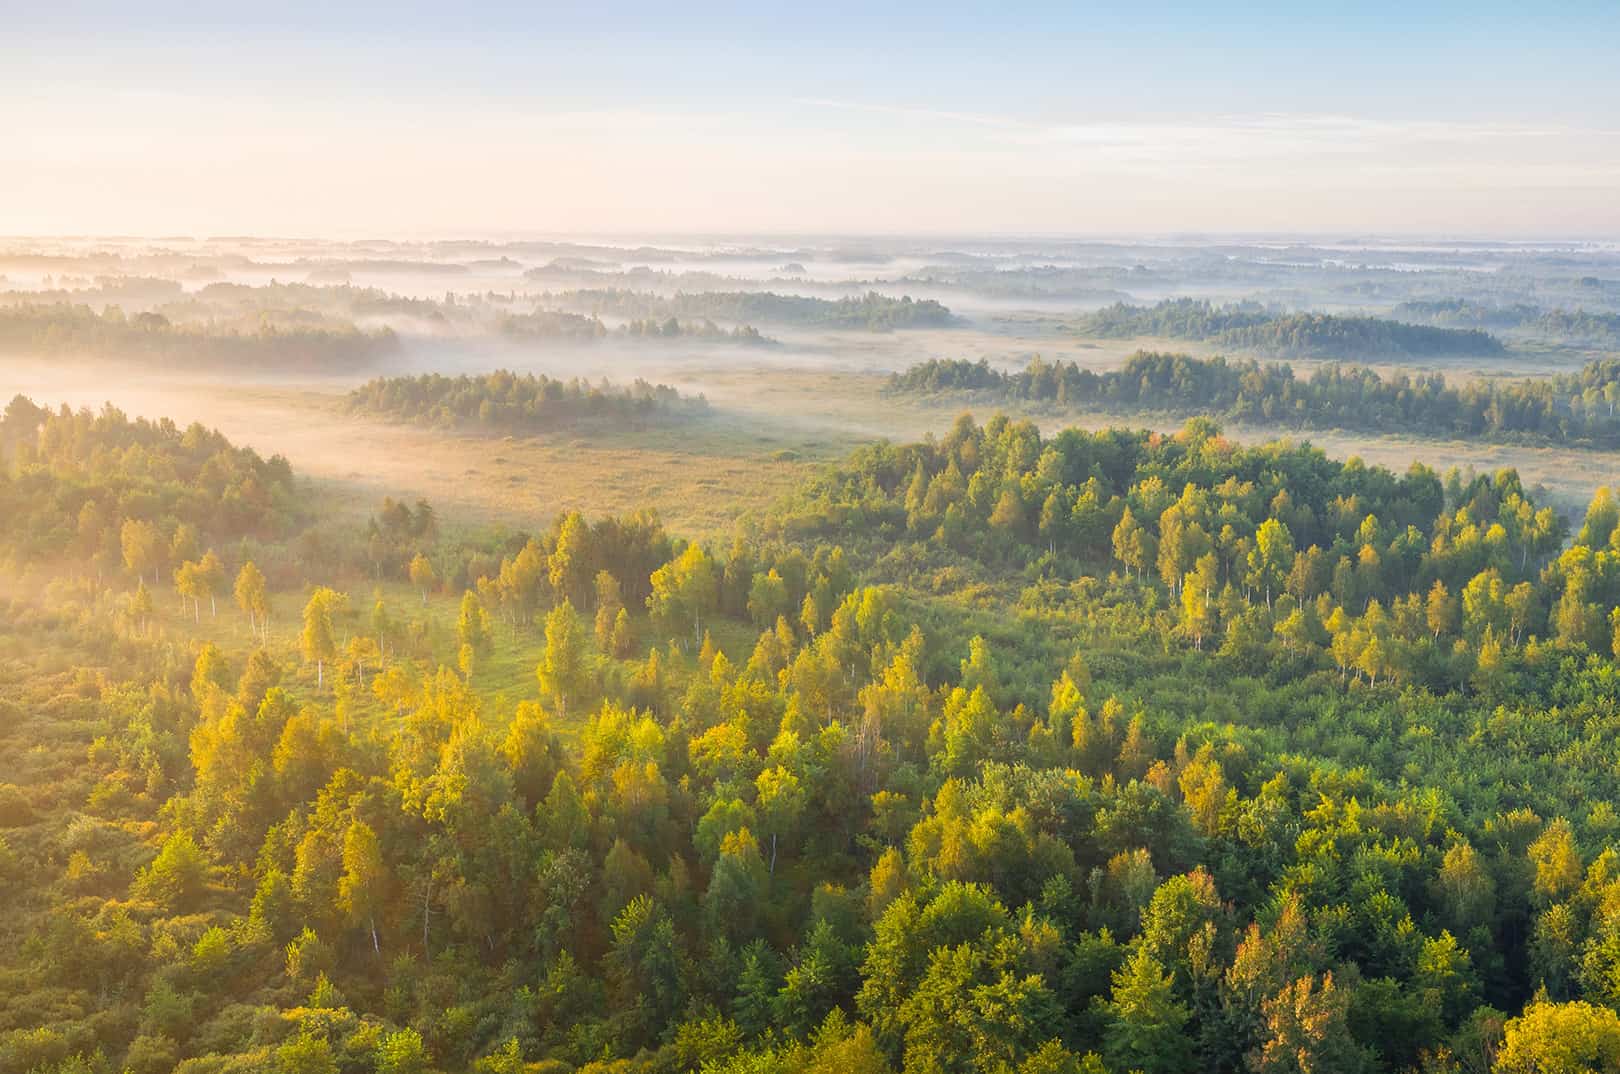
793 97 1620 186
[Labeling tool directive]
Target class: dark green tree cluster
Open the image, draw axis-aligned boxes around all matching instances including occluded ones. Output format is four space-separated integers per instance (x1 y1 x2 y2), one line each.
344 372 708 434
1076 299 1503 357
890 351 1620 445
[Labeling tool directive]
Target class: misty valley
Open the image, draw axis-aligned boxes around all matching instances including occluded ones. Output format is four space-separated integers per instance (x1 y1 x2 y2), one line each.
6 232 1620 1074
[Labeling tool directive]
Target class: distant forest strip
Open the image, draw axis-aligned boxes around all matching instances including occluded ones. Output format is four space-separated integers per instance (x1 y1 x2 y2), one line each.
500 309 775 344
1074 298 1504 357
1394 298 1620 345
889 351 1620 446
0 302 397 370
162 281 453 323
344 370 710 433
533 287 957 330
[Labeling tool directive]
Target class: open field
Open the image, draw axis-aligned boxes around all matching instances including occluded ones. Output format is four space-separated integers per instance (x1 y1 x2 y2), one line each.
0 360 840 539
8 338 1620 538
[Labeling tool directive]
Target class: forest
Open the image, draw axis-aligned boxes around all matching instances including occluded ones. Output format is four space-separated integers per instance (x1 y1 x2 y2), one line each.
4 390 1620 1074
499 312 771 345
1074 300 1504 358
152 284 453 328
534 289 956 331
1393 301 1620 347
343 373 709 434
0 282 783 354
0 304 398 371
888 352 1620 446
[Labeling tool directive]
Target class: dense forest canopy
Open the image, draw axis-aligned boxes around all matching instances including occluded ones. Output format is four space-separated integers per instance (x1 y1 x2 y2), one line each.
0 303 397 371
889 351 1620 446
344 372 709 434
6 389 1620 1072
1075 299 1504 358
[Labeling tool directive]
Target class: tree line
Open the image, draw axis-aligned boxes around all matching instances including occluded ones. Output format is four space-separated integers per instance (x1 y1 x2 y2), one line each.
889 351 1620 445
1075 299 1503 358
344 372 709 434
499 311 772 345
1394 299 1620 346
534 289 957 331
0 303 397 370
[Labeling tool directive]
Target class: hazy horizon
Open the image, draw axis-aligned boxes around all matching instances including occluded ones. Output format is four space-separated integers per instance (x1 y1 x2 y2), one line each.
6 2 1619 237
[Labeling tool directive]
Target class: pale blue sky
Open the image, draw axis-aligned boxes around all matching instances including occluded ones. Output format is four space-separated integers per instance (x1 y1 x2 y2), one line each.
4 2 1618 236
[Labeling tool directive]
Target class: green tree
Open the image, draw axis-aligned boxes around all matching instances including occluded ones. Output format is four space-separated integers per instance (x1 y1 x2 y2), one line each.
135 830 209 911
1529 818 1583 903
1181 553 1219 650
301 587 343 688
897 938 1061 1074
755 765 806 876
748 568 791 629
1426 580 1458 639
197 549 224 616
550 511 593 608
1112 508 1155 581
594 569 624 650
1248 517 1295 609
1495 1000 1620 1074
457 590 492 659
376 1028 430 1074
277 1032 339 1074
235 560 270 642
121 518 163 585
649 544 719 643
607 894 686 1047
129 578 155 636
338 820 387 956
408 553 437 604
538 600 590 717
610 607 635 658
175 559 204 622
1104 945 1192 1074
